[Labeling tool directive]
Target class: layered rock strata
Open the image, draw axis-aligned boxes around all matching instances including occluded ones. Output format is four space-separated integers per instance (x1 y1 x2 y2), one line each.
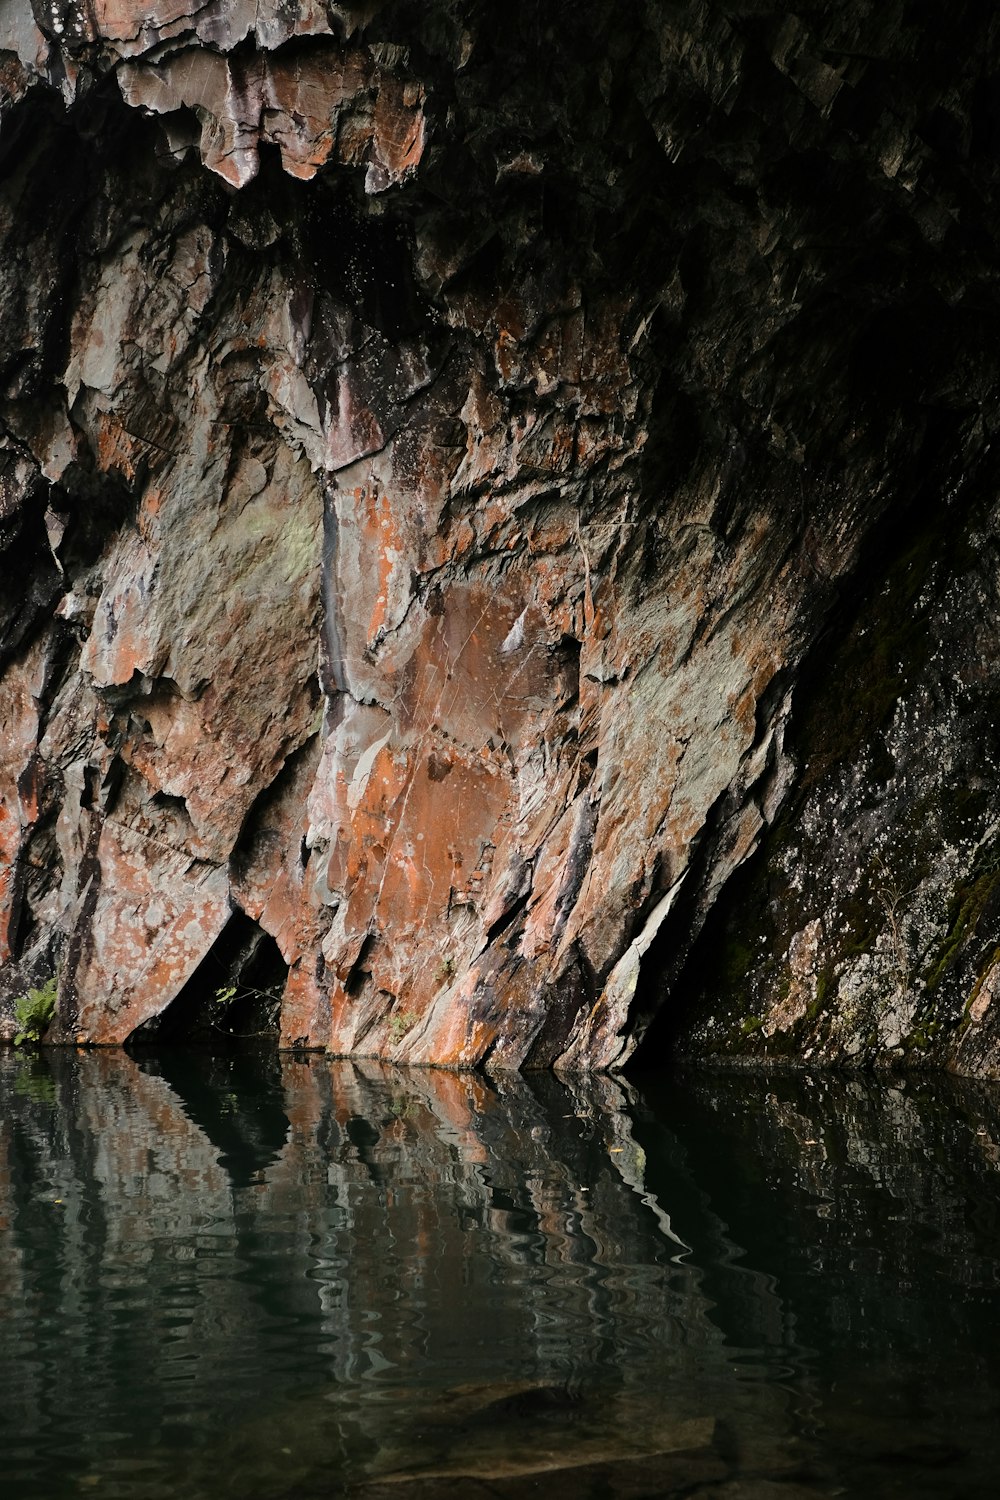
3 1 1000 1071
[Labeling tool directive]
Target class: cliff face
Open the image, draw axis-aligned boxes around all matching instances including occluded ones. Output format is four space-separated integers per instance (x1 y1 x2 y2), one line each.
3 1 1000 1072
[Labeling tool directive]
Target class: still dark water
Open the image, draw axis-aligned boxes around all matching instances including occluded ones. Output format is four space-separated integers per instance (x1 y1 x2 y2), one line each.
2 1051 1000 1499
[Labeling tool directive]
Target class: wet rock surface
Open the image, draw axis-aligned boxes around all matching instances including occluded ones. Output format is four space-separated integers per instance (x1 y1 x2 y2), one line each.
3 2 1000 1069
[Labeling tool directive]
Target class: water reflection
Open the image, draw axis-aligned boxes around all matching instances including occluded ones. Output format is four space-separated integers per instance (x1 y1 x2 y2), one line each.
134 1051 290 1186
1 1052 999 1497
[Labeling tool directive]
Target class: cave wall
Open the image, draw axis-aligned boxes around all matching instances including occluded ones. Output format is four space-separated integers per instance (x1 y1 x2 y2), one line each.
3 0 1000 1071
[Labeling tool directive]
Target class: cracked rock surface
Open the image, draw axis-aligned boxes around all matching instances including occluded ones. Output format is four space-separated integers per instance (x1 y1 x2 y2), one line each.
3 0 1000 1072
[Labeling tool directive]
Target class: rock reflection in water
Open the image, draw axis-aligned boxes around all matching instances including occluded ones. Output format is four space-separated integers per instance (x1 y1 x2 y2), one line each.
1 1054 1000 1497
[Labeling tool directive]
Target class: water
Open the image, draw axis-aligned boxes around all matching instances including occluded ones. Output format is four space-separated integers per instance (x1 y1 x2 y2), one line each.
2 1050 1000 1498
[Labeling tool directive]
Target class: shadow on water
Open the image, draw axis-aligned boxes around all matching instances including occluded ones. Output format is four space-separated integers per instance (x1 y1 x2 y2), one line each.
132 1049 290 1188
1 1053 1000 1497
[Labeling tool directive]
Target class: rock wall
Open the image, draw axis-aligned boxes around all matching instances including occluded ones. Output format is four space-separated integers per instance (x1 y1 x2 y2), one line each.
3 1 1000 1071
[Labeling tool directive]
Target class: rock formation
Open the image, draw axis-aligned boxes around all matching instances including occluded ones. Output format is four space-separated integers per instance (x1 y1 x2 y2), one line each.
3 1 1000 1072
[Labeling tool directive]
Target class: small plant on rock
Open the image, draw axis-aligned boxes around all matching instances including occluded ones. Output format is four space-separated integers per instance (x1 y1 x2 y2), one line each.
874 855 916 999
209 982 281 1036
387 1009 418 1043
14 977 58 1047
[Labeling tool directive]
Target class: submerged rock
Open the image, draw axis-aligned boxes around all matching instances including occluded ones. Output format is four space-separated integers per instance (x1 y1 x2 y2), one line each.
162 1379 725 1499
2 2 1000 1071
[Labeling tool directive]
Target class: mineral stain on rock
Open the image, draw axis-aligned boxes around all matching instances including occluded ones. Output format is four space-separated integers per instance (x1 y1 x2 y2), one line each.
3 2 1000 1073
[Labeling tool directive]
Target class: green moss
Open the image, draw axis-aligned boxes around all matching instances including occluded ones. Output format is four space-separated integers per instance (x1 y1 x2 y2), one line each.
740 1015 765 1036
806 964 835 1023
922 862 1000 994
719 937 754 988
904 1018 941 1053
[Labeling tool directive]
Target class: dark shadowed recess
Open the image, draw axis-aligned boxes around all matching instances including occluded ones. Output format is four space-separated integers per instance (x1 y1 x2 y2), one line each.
126 908 287 1049
629 344 1000 1072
